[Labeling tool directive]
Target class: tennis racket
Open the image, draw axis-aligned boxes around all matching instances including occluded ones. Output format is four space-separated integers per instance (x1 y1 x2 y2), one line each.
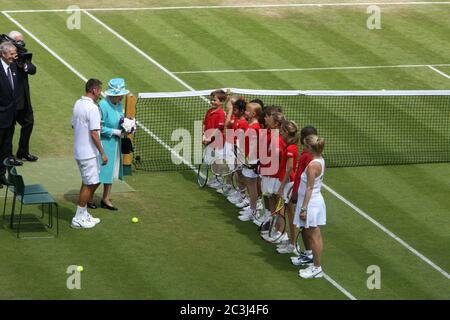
197 140 213 187
259 185 293 243
295 225 305 255
259 196 286 243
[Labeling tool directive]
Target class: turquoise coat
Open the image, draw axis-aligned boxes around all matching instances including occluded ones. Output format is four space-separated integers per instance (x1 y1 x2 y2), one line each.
98 97 124 184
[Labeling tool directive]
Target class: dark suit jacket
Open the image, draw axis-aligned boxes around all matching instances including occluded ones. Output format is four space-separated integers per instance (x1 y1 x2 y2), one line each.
0 61 18 128
15 61 36 111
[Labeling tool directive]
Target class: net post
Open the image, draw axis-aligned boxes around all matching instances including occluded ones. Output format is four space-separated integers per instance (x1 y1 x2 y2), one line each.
123 93 136 176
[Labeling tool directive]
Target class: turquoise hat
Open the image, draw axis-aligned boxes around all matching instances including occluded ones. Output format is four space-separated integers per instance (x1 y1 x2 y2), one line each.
105 78 130 96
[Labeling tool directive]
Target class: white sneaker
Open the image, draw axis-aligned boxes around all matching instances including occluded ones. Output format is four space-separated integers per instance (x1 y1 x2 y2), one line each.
85 212 101 225
299 265 323 279
261 233 272 241
227 191 241 200
238 211 253 221
276 242 289 251
71 216 96 229
252 214 265 227
277 243 299 254
291 254 314 266
263 231 281 242
228 195 243 205
217 185 232 196
239 207 253 215
235 198 250 208
207 180 221 189
272 232 289 244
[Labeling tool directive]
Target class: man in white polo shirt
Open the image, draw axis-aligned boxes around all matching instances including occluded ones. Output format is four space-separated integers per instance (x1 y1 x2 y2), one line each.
71 79 108 229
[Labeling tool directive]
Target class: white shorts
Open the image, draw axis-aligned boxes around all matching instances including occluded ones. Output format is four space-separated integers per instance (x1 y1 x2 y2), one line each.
294 193 326 228
223 142 236 170
76 157 100 186
242 166 259 179
203 144 224 165
261 176 280 195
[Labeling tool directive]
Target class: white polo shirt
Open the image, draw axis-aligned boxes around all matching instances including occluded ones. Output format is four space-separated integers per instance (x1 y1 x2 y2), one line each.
72 96 101 160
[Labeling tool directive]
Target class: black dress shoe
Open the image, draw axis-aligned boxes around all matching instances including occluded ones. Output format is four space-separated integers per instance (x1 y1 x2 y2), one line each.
8 158 23 166
87 201 97 209
101 200 118 211
17 153 38 162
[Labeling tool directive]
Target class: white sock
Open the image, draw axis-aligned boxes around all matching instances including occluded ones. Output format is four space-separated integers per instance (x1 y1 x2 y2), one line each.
305 250 313 256
75 206 86 219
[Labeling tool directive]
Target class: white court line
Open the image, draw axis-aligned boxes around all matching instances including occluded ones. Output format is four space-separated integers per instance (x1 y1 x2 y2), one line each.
323 184 450 280
428 65 450 80
1 12 88 82
2 2 450 13
323 273 357 300
83 10 450 283
0 12 192 173
82 9 450 282
81 10 195 92
174 64 450 74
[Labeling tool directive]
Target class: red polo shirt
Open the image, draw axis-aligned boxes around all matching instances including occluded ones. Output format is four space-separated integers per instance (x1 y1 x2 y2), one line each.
291 148 313 198
279 143 299 182
204 107 225 147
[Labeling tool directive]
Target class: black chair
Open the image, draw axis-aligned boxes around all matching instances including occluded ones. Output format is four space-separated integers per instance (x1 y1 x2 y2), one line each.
2 159 47 227
9 169 59 238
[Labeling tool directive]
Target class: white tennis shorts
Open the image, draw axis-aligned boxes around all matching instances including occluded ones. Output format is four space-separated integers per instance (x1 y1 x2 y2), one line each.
76 157 100 185
203 144 224 165
223 142 236 170
261 176 280 195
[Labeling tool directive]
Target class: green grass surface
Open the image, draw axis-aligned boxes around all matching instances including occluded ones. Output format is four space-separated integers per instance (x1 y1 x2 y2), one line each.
0 1 449 299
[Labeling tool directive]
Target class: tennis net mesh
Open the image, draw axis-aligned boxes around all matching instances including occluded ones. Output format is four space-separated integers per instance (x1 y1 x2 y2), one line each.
133 89 450 171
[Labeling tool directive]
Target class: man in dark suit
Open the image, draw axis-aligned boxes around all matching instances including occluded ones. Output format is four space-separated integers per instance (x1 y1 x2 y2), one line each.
8 31 38 162
0 41 19 187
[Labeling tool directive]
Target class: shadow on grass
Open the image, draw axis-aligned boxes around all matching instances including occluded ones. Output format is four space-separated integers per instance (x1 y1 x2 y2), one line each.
2 213 56 238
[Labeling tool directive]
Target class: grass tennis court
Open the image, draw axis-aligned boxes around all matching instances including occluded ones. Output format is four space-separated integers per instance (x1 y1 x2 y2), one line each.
0 0 449 299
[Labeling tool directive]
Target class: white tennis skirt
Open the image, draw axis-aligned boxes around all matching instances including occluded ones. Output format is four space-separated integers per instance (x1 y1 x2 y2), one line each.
294 193 326 228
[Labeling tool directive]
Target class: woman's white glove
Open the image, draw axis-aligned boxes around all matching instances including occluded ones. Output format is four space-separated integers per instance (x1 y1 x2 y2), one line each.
112 129 122 137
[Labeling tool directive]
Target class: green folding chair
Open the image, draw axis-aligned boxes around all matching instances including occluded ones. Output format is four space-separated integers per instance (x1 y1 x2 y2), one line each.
2 159 48 227
9 169 59 239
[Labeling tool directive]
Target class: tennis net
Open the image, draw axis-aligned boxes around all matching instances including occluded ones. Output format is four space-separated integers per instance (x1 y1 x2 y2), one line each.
133 89 450 171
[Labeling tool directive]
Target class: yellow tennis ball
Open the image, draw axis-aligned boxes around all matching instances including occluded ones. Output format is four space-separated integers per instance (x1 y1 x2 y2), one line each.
132 217 139 223
77 265 84 272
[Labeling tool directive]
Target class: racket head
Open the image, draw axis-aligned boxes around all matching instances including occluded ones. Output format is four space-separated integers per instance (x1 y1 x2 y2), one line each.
295 226 304 254
284 184 294 204
197 162 209 187
209 156 234 177
231 170 246 193
268 214 286 242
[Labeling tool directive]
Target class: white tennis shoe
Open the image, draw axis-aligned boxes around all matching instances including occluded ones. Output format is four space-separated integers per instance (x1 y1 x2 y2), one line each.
71 216 96 229
299 265 323 279
85 211 100 225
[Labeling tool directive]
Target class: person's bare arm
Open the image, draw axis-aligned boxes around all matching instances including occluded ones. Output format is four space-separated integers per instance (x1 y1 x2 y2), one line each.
90 130 107 165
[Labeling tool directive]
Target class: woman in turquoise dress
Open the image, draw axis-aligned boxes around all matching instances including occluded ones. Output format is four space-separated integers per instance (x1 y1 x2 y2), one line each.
91 78 130 211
